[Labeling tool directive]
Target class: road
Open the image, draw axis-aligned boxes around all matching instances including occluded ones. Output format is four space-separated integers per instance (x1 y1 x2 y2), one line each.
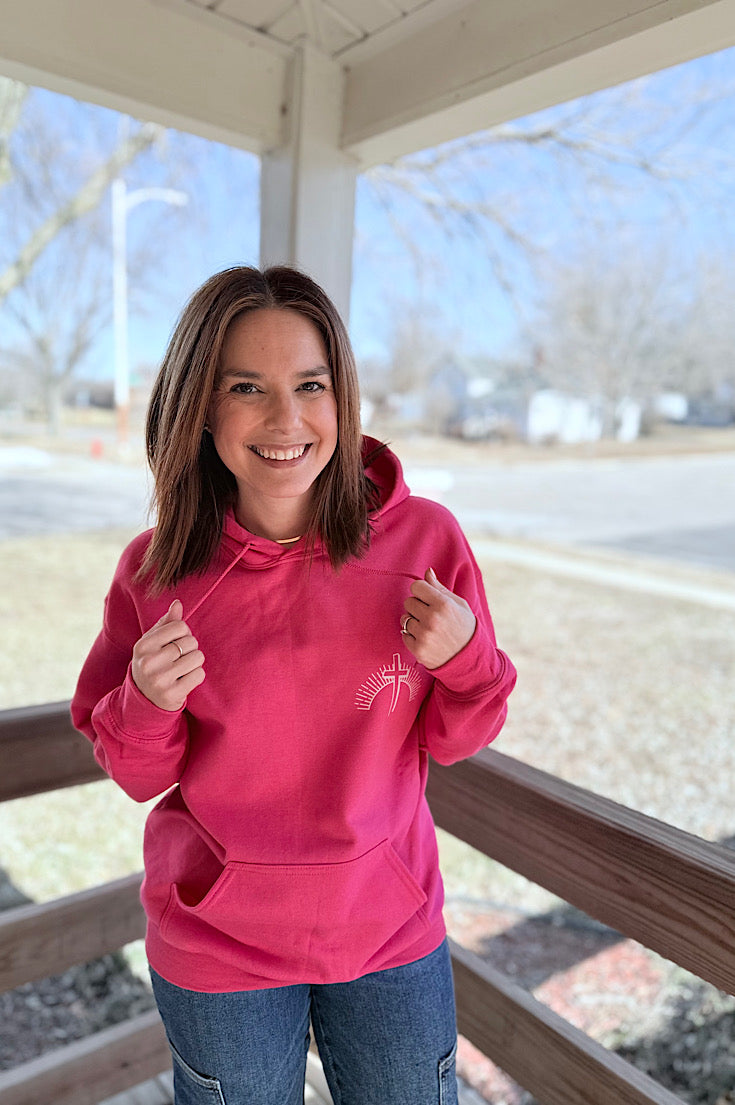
1 445 734 574
406 451 735 574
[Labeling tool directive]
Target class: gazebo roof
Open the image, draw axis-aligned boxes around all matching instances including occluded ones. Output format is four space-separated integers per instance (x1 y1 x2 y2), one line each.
3 0 735 167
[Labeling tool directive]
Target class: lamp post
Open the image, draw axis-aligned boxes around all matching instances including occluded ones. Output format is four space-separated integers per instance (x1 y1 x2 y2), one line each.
111 178 188 451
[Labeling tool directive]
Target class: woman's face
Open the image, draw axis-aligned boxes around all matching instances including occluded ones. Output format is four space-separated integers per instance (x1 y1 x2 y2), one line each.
208 308 338 539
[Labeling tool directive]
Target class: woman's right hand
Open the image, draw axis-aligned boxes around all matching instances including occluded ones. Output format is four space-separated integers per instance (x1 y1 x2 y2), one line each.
131 599 205 711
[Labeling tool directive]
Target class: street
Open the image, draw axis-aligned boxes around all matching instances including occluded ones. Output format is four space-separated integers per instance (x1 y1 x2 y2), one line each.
1 445 734 574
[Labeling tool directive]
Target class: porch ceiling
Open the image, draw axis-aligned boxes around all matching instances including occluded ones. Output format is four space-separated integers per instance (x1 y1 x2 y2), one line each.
1 0 734 166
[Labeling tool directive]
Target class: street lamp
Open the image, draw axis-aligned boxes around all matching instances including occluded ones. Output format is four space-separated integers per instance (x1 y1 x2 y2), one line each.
111 178 188 451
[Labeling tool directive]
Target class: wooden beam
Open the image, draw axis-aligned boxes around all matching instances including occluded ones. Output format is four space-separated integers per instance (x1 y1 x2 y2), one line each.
0 1010 169 1105
429 750 735 997
0 874 145 991
0 701 105 803
450 940 685 1105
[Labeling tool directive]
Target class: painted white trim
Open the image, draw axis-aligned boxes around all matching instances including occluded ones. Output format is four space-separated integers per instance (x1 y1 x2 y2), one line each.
343 0 735 165
260 44 358 319
0 0 287 152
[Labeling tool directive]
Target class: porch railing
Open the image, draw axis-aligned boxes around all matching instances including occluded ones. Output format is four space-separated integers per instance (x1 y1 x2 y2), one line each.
1 701 734 1105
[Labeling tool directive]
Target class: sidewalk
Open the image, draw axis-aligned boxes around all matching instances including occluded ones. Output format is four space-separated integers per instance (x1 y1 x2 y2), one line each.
470 537 735 612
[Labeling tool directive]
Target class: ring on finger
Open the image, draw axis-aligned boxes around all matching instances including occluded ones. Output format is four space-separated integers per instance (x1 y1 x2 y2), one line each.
401 614 413 634
172 641 184 659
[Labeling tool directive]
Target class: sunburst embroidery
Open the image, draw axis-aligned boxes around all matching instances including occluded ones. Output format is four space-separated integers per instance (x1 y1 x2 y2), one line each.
355 653 424 714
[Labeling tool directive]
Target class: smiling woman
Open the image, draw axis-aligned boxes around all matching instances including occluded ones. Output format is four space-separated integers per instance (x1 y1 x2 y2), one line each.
139 266 373 591
207 308 338 542
70 264 516 1105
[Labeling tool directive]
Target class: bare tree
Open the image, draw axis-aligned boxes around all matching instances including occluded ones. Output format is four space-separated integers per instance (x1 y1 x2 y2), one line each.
669 254 735 404
0 197 118 432
0 78 28 189
0 80 194 430
532 232 735 434
363 58 735 331
0 77 162 303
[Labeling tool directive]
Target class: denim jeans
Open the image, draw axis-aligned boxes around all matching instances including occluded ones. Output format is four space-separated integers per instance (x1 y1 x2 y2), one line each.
149 938 458 1105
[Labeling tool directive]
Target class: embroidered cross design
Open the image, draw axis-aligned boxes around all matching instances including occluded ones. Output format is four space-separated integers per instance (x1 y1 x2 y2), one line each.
355 653 424 714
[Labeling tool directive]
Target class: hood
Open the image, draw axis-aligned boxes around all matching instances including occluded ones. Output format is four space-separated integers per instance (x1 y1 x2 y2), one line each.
219 434 410 565
185 437 410 618
362 435 410 516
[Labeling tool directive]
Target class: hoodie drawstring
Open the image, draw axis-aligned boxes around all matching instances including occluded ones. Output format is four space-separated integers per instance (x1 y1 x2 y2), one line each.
186 544 251 619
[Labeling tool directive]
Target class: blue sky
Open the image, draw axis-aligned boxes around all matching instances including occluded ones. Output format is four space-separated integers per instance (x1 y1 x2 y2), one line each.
1 43 734 382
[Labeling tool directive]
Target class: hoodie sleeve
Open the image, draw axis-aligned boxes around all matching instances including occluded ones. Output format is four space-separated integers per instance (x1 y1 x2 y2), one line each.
70 541 190 803
415 533 517 766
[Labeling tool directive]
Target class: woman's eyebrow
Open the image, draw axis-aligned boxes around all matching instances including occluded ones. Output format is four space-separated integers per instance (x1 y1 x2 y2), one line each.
220 367 331 380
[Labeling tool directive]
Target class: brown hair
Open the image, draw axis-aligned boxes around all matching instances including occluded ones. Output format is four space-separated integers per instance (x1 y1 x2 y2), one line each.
138 265 380 593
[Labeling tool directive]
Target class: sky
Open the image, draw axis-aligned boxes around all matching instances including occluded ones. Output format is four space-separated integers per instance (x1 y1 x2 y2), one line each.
1 42 734 386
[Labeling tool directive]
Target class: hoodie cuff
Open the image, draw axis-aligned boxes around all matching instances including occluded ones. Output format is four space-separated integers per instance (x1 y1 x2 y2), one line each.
101 667 185 741
429 620 507 698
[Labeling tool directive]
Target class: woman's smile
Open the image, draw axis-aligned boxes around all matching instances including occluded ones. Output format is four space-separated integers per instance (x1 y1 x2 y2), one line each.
249 443 311 462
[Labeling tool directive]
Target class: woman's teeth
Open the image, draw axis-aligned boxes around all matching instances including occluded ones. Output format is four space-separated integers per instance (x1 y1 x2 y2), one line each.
251 445 307 461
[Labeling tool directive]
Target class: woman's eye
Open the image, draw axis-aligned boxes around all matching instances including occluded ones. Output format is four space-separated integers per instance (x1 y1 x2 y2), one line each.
300 381 326 393
231 382 259 394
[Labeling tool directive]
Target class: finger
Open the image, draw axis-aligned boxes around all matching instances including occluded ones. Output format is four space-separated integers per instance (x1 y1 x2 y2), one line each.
404 596 429 625
168 633 199 662
149 663 206 712
409 579 436 606
138 620 186 653
424 567 453 592
146 601 186 641
410 578 451 608
400 612 417 638
175 666 206 698
158 599 183 625
173 649 205 678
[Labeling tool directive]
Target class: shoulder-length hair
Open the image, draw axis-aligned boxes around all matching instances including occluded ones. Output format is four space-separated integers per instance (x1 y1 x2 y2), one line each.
138 265 380 594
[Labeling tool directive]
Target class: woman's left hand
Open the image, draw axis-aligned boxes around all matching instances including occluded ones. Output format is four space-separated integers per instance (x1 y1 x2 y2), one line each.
401 568 477 670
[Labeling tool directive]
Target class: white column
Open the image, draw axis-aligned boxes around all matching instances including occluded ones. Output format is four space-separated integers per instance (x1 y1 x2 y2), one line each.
111 177 130 447
260 44 358 323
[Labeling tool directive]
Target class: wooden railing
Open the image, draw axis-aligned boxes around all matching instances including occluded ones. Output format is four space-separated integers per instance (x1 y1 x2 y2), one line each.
2 702 735 1105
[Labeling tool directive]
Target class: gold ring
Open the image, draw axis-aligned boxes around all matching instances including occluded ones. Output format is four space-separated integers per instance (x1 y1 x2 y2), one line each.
401 614 412 634
173 641 184 659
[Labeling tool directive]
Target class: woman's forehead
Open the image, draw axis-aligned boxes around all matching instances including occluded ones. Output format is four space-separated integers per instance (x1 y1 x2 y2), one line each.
224 307 325 351
214 308 331 383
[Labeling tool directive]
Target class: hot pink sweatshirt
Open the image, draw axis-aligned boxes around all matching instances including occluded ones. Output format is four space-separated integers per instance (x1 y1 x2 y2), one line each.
71 441 516 992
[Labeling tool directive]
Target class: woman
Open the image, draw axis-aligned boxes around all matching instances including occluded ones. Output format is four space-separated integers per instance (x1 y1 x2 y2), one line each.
72 265 516 1105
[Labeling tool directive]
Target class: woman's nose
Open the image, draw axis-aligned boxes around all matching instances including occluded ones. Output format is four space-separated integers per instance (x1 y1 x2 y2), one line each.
264 391 302 432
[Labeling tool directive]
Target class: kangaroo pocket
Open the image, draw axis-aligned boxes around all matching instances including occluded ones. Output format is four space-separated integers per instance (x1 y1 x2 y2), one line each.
161 839 429 983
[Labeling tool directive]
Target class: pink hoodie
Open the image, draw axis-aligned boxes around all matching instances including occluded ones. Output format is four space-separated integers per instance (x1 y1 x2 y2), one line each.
71 440 516 992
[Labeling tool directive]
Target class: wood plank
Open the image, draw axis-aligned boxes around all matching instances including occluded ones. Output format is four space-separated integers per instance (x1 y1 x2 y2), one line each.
0 874 145 991
0 701 105 803
0 1010 169 1105
99 1071 174 1105
429 750 735 997
450 940 685 1105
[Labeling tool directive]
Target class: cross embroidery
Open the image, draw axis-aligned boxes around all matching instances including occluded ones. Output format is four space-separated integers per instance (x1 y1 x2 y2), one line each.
355 653 424 714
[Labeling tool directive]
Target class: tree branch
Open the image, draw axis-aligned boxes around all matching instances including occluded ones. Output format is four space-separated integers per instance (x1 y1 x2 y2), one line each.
0 121 162 303
0 77 29 188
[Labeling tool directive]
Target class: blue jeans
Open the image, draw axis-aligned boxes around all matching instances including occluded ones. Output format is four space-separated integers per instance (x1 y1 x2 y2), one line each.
149 938 458 1105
